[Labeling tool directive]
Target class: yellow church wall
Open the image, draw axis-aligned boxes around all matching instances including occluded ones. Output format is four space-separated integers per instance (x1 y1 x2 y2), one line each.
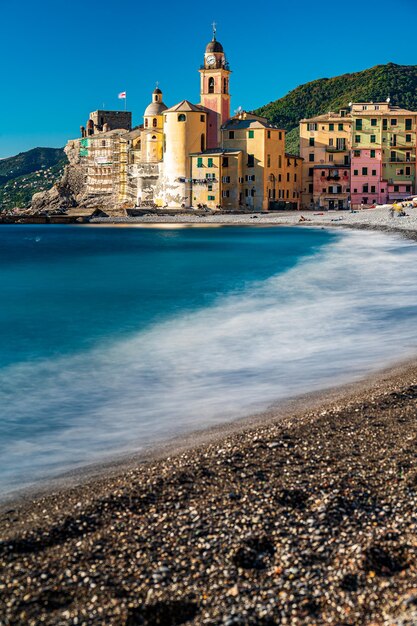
159 109 207 207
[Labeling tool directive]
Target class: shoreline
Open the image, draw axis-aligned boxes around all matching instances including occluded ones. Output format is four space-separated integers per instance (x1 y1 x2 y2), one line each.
1 355 414 512
2 357 417 624
2 214 417 624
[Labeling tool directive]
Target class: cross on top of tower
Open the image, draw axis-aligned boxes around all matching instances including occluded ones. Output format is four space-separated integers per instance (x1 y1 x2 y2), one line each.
212 21 217 40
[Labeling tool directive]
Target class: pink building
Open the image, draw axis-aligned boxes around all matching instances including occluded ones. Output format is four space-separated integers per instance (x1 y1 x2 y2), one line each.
312 165 350 209
350 149 383 207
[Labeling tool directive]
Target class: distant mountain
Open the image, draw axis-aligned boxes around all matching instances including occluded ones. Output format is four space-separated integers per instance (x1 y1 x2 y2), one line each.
0 147 67 210
255 63 417 154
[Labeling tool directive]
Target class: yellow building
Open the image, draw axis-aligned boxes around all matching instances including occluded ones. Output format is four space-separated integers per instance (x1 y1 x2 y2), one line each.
75 32 302 212
281 153 303 208
300 110 352 209
189 149 242 209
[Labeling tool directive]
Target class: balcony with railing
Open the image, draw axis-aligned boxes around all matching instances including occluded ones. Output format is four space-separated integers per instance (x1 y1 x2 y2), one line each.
325 145 347 153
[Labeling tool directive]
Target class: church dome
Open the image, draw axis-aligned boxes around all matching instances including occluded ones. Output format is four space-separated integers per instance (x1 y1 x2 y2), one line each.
206 38 223 53
153 87 162 95
144 101 168 116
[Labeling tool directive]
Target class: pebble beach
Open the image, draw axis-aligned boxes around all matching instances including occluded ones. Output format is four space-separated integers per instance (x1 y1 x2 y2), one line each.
2 208 417 626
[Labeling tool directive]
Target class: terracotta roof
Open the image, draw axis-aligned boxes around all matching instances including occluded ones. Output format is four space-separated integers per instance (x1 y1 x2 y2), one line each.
165 100 205 113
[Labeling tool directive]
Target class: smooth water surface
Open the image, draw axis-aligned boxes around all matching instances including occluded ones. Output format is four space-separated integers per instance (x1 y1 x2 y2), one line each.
1 224 417 495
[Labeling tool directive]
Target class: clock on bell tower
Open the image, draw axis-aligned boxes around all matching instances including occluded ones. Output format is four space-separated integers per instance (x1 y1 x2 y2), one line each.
199 25 231 149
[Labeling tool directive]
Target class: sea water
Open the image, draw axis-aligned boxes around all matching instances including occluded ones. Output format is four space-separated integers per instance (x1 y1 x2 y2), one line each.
1 224 417 496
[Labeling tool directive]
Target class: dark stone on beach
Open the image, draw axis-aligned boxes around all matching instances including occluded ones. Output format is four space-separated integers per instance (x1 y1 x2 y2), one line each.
126 599 199 625
363 543 409 576
276 488 308 509
232 535 275 570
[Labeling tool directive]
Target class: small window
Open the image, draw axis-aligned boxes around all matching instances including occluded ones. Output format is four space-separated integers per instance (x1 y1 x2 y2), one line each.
223 78 227 94
247 154 254 167
370 135 376 143
178 114 186 122
362 167 368 175
197 157 203 168
353 169 358 175
371 186 376 193
200 115 205 123
229 131 235 139
222 157 229 167
309 168 314 176
382 119 388 130
371 118 377 126
222 190 230 198
208 195 215 200
391 118 397 126
308 183 313 193
355 119 362 130
329 123 334 131
248 130 254 139
267 130 271 139
363 184 369 192
208 77 215 94
309 137 315 146
145 119 149 128
308 123 318 131
279 132 282 140
152 118 157 128
370 149 375 158
338 123 343 131
286 173 290 182
372 169 377 176
267 154 271 167
406 134 412 143
309 153 314 162
208 157 213 167
101 140 106 147
222 176 230 183
278 155 282 168
355 135 361 143
405 119 412 130
406 166 411 175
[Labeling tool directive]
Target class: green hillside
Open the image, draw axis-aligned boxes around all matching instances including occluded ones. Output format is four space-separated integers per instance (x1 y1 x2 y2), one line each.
255 63 417 154
0 147 67 210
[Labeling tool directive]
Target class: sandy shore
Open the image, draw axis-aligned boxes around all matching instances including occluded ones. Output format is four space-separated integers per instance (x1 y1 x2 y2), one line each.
89 205 417 237
1 213 417 625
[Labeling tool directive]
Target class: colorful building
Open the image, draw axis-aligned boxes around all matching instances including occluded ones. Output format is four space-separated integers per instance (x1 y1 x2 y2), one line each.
300 110 352 210
72 31 300 212
300 102 417 209
350 102 416 205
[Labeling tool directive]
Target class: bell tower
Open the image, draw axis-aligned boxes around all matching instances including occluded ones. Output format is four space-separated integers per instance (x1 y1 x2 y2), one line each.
199 24 231 149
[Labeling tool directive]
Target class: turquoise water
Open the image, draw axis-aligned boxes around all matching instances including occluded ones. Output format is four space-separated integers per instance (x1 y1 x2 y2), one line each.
1 224 417 496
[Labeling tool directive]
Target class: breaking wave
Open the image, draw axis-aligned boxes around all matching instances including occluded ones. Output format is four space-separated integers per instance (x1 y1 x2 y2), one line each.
1 228 417 495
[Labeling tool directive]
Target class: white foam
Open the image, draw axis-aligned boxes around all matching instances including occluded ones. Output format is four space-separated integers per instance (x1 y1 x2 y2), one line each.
1 229 417 493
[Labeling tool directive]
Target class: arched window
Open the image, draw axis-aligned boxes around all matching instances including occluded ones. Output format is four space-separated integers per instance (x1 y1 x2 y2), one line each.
201 133 205 152
152 135 156 140
223 78 227 94
208 77 215 94
178 114 186 122
145 118 149 128
152 118 157 127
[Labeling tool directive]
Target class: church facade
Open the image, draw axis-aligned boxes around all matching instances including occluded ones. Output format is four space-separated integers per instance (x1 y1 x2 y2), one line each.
75 34 303 211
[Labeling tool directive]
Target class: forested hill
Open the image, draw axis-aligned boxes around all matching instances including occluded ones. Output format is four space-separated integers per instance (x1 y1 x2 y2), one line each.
255 63 417 154
0 147 67 210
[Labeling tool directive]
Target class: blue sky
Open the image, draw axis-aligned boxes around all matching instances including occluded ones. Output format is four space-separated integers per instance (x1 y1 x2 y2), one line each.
1 0 416 158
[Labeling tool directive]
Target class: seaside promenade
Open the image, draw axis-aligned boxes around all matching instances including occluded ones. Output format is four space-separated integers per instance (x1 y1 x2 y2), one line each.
1 212 417 625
